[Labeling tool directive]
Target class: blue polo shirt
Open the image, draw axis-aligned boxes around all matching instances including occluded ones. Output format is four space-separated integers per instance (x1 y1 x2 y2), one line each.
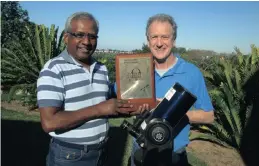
154 55 214 151
114 54 214 151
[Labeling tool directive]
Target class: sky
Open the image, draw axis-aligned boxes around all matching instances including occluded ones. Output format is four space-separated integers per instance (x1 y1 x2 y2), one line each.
20 1 259 54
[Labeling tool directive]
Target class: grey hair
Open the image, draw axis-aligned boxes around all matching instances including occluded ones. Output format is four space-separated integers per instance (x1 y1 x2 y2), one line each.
64 12 99 34
146 14 177 40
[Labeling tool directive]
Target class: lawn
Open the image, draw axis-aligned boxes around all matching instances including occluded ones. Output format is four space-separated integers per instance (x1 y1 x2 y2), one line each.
1 108 207 166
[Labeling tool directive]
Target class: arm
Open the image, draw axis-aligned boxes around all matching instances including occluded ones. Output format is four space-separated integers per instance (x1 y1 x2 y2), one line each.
156 98 214 124
40 106 100 133
40 98 134 133
186 110 214 124
186 68 215 124
37 67 135 133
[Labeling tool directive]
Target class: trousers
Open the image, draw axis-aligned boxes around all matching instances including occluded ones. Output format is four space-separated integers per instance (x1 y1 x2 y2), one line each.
46 138 107 166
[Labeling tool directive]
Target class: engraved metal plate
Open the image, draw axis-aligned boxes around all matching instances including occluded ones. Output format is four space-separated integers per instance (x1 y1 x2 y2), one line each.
116 53 156 108
119 57 152 99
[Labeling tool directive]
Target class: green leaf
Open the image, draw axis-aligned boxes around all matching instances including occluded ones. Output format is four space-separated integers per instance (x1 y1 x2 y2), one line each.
35 25 44 68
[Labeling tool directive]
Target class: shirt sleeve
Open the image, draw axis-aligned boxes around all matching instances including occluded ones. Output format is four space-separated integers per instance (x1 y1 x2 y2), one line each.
193 69 214 112
37 68 64 108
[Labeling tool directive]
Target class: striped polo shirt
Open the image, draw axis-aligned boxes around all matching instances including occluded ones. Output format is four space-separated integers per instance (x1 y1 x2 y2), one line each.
37 49 109 145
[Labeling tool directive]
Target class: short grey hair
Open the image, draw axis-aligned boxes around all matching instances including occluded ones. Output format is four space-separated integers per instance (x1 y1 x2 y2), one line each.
64 12 99 34
146 14 177 40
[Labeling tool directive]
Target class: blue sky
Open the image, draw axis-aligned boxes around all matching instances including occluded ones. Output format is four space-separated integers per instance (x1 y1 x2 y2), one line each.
20 1 259 54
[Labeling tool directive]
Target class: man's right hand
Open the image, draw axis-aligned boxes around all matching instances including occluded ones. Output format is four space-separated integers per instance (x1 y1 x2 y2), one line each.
97 98 138 116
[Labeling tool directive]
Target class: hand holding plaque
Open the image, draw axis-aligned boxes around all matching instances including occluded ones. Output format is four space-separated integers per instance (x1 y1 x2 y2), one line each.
115 53 157 109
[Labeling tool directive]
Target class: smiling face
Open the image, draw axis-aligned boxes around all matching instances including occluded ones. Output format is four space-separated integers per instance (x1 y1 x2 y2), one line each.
64 18 98 63
147 21 175 61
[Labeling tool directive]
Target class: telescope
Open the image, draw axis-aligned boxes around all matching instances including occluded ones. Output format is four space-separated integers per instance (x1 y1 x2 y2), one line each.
120 83 197 166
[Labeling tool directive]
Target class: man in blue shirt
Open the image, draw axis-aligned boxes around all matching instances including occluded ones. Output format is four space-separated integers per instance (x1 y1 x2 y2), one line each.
130 13 214 166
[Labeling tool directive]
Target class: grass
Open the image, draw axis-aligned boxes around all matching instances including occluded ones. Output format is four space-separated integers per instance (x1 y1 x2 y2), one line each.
1 108 207 166
1 107 40 121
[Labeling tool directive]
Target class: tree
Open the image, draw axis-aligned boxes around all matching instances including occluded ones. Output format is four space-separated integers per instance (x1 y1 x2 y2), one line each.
1 24 65 108
93 53 116 83
190 45 259 152
132 43 150 53
141 43 150 53
1 1 30 46
172 47 186 54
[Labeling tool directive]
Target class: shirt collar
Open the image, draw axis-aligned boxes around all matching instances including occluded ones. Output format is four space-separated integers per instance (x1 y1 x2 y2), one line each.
155 53 186 77
168 53 184 73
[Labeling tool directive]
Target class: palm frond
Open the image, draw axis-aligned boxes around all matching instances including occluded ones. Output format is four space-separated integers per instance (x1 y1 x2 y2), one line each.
1 23 64 107
34 25 44 68
195 45 258 151
251 44 259 65
234 46 244 65
40 24 47 62
234 70 242 92
200 68 213 79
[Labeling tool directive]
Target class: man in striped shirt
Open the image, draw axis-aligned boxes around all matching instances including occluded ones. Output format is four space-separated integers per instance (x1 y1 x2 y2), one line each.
37 12 145 166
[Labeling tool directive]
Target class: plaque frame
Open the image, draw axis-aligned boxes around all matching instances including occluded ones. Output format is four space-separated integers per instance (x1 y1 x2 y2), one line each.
115 53 156 108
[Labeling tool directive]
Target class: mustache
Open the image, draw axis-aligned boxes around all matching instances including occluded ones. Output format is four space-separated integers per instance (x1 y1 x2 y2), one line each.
78 44 93 50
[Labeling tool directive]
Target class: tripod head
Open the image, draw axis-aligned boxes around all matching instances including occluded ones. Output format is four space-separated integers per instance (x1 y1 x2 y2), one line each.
121 83 197 166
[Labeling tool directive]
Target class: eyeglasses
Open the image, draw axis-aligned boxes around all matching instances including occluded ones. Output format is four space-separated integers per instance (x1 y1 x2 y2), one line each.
68 32 98 40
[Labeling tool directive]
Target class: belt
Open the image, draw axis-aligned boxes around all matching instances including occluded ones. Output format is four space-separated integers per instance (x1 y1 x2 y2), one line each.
52 137 108 151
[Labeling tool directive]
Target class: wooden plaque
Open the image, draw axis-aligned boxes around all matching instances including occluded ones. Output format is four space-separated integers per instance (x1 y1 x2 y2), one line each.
115 53 156 109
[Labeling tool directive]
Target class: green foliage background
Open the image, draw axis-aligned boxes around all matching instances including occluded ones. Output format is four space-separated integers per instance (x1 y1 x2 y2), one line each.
1 2 259 165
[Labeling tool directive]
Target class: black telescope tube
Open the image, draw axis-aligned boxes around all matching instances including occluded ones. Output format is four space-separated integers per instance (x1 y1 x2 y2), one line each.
150 83 197 128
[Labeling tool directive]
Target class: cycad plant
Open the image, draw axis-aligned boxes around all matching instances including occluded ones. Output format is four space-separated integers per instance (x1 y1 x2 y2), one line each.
1 24 65 108
190 45 259 151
